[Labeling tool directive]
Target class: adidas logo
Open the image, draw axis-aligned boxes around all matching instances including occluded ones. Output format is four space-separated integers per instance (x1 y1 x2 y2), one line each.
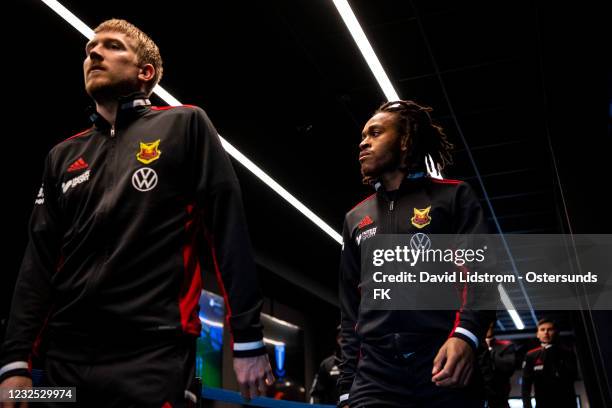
67 157 89 172
357 215 374 229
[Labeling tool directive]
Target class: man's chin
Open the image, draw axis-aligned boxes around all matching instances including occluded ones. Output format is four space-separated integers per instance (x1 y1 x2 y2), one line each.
86 82 113 99
360 165 380 180
86 82 133 102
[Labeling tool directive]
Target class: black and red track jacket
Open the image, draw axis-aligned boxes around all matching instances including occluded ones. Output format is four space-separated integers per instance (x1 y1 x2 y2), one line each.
0 94 265 382
521 343 578 408
337 173 496 402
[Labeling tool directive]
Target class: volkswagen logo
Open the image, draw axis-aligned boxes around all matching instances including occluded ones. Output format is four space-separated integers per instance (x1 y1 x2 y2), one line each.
410 233 431 251
132 167 158 192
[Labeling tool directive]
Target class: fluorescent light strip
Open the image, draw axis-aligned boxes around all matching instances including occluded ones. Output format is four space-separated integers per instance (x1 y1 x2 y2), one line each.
199 316 224 328
40 0 342 245
262 313 301 330
263 337 285 347
220 141 342 243
154 84 342 243
40 0 94 38
152 85 182 107
498 284 525 330
332 0 399 101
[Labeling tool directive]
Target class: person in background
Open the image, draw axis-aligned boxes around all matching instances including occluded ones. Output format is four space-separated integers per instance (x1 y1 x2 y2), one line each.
521 318 577 408
309 325 341 404
478 321 517 408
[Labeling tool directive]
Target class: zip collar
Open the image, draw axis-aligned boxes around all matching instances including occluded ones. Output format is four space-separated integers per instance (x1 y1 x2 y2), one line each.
373 171 427 193
87 93 152 130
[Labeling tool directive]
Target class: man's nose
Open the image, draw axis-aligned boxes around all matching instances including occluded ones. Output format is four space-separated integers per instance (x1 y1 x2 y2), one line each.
88 46 103 61
359 137 370 150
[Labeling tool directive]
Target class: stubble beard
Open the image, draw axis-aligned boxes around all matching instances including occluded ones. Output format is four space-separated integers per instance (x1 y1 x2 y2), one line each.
361 149 402 181
86 75 141 103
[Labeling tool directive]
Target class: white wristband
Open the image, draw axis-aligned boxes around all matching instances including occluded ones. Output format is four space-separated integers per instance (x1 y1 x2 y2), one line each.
233 340 265 351
455 327 478 348
0 361 29 377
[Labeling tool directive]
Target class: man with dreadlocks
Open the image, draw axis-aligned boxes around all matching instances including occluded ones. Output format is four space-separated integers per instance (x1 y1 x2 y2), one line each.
337 100 495 407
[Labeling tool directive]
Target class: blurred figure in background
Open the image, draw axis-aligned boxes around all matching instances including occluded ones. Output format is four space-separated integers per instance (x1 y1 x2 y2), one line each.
309 325 341 404
478 321 517 408
521 318 577 408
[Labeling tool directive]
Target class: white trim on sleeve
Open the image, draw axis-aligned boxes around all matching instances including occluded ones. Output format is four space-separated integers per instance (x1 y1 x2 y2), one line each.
0 361 29 377
233 340 265 351
455 327 478 348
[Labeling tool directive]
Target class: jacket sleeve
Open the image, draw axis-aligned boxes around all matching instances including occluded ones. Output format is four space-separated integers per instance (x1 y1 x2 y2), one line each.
556 346 578 382
495 343 518 376
521 353 535 408
189 107 264 358
309 360 327 403
337 217 360 405
0 154 62 382
449 181 496 349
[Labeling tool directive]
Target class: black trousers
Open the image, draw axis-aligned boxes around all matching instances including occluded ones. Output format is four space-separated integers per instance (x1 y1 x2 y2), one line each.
39 338 197 408
349 335 484 408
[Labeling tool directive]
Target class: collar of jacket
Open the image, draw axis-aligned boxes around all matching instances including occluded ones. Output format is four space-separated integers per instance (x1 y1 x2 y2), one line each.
87 92 152 130
373 171 427 194
541 343 553 349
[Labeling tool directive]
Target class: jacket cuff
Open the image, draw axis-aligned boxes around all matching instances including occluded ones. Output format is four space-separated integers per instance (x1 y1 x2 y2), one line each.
0 361 31 383
451 327 478 350
233 340 266 358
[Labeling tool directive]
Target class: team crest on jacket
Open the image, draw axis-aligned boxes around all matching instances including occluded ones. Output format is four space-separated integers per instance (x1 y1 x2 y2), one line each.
136 140 162 164
411 206 432 229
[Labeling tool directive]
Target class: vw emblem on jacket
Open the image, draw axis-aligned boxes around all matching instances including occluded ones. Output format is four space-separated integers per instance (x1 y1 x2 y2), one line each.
410 232 431 251
132 167 158 192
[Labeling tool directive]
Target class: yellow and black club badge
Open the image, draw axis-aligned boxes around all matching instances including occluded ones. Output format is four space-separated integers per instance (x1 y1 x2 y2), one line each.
411 206 432 229
136 140 162 164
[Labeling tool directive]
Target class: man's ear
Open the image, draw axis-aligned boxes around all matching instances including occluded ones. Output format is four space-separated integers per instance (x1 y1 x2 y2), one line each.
138 64 155 84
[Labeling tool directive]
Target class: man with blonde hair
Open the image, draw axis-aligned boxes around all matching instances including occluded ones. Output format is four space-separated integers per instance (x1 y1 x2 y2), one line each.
0 19 272 407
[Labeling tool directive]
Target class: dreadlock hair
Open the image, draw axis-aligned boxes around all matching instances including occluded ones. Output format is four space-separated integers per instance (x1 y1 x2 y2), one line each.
362 100 453 186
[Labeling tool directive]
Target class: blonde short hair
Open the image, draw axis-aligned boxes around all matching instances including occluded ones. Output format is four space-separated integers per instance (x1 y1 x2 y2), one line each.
94 19 163 96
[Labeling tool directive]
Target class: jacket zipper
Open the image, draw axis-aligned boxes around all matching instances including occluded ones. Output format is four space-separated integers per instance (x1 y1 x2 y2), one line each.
80 125 117 300
105 125 117 260
88 125 117 294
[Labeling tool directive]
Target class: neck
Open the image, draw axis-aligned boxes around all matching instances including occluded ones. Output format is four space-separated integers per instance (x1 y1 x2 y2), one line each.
381 169 406 191
95 100 119 126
